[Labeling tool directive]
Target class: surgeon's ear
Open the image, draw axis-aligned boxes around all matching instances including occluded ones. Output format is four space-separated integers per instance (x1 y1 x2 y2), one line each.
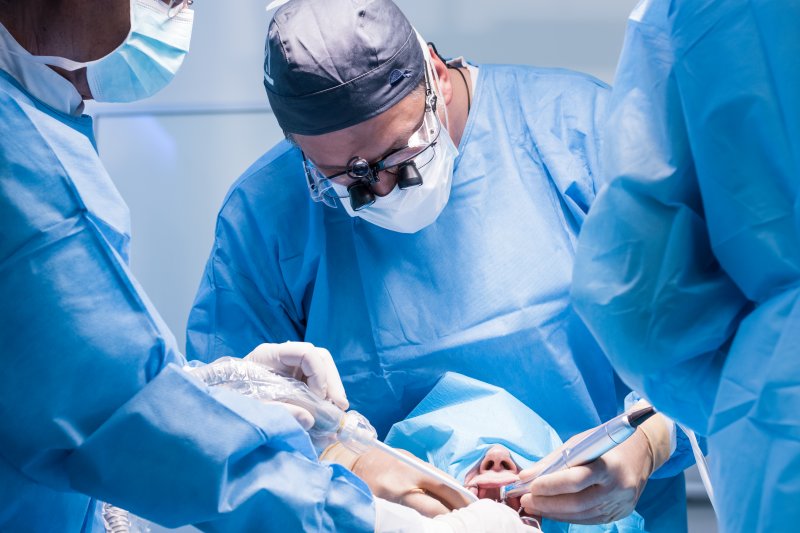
428 45 454 106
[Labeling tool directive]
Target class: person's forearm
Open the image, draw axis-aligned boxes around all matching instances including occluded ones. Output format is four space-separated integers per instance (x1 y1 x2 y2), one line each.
65 365 375 532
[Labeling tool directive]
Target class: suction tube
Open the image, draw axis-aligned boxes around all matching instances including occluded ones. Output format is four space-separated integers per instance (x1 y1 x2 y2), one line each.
371 440 478 504
678 423 716 512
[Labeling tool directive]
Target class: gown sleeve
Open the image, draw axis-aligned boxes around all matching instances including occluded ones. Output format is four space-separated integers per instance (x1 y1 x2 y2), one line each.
0 95 374 532
570 2 751 434
572 2 800 528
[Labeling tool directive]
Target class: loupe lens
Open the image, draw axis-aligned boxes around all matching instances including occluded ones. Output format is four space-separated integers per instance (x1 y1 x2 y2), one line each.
396 162 423 189
348 158 372 180
348 182 376 211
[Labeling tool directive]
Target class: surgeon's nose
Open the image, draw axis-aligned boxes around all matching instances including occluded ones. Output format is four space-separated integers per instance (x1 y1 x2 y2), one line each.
479 445 519 474
370 170 397 197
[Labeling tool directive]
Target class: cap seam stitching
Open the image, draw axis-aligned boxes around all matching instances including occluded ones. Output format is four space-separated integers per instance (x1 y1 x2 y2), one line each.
265 28 418 99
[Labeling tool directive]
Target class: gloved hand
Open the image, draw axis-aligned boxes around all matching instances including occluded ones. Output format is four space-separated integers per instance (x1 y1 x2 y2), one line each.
321 443 474 517
520 403 673 524
244 341 348 410
375 498 541 533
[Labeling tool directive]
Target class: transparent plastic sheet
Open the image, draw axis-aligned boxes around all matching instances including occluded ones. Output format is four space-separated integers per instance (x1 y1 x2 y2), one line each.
102 502 152 533
183 357 373 448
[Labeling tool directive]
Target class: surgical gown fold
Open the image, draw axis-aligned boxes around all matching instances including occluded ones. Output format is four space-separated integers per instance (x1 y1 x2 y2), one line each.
571 1 800 531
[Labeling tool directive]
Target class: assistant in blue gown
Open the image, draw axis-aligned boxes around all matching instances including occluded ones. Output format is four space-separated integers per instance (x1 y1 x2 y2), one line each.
188 63 692 532
0 29 373 533
571 1 800 531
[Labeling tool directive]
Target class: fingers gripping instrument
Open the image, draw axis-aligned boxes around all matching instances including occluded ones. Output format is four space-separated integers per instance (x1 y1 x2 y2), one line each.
500 406 657 502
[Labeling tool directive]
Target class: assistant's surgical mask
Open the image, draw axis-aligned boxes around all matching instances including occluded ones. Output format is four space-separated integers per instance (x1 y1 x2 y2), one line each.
25 0 194 103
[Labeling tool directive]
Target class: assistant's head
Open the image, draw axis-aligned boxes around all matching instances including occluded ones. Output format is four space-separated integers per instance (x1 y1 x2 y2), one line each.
0 0 194 102
264 0 468 233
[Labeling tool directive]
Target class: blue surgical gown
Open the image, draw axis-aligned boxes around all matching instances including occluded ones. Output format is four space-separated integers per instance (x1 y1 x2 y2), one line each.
0 69 374 532
571 1 800 532
188 64 691 532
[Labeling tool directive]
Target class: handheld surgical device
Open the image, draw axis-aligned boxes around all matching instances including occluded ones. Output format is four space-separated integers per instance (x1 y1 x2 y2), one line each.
499 405 657 502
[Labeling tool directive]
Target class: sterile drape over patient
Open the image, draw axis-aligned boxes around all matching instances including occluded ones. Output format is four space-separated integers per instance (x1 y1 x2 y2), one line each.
386 373 649 533
571 0 800 531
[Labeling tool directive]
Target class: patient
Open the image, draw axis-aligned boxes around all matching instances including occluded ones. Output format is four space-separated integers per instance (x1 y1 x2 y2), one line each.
464 444 522 500
385 373 648 533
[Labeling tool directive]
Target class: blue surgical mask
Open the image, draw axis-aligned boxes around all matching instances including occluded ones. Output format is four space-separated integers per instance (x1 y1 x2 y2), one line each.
28 0 194 103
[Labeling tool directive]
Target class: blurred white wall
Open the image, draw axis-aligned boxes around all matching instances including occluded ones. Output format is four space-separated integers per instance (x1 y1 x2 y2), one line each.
94 0 637 113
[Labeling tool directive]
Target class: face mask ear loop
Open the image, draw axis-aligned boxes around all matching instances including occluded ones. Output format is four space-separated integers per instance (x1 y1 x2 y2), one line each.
168 0 194 19
415 30 450 133
428 57 449 132
16 53 87 72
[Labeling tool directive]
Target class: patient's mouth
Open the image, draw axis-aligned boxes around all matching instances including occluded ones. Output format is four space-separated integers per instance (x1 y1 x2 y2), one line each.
465 470 520 500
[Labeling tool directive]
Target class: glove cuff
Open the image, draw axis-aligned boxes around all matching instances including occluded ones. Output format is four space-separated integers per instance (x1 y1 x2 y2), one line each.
320 441 362 470
375 498 449 533
638 413 672 475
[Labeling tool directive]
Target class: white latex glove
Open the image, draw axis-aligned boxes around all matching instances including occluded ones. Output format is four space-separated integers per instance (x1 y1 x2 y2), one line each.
375 498 540 533
520 403 672 524
244 341 348 410
432 500 540 533
263 402 316 431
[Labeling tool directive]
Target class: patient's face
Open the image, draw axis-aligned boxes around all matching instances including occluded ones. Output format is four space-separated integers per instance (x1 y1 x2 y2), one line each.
463 444 521 503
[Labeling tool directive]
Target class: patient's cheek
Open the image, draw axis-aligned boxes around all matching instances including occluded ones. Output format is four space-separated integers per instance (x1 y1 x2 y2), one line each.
463 466 479 489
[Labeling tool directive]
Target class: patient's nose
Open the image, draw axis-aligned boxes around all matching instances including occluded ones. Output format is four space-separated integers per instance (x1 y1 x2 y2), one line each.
479 445 519 474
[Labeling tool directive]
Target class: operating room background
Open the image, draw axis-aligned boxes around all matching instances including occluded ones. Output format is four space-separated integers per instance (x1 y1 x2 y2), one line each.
87 1 716 530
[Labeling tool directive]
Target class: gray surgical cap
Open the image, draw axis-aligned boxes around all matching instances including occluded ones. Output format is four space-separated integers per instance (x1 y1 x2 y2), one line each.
263 0 425 135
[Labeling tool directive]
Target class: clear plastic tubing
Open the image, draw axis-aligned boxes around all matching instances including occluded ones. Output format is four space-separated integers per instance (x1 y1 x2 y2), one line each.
678 422 716 512
185 358 478 504
370 439 478 503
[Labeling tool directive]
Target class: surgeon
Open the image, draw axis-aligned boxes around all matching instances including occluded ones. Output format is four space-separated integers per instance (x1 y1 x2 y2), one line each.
0 0 529 531
187 0 693 530
570 1 800 532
